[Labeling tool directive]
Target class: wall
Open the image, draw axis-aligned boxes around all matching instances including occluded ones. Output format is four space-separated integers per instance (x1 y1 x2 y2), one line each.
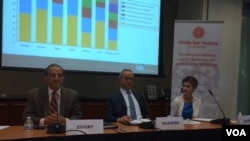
0 67 171 99
1 0 242 120
237 1 250 115
209 0 241 120
177 0 242 120
0 1 176 99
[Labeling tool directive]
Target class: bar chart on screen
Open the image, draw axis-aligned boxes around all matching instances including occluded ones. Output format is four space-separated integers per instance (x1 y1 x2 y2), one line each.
2 0 161 74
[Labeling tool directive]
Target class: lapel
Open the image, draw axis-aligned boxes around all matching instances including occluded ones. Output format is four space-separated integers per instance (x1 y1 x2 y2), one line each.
40 87 49 116
119 91 127 112
132 92 140 103
60 87 66 115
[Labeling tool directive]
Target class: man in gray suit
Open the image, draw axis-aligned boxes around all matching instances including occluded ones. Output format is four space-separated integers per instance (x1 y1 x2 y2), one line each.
23 63 82 126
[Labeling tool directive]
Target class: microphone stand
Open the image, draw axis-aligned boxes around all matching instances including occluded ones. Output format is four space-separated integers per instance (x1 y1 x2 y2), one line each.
47 94 66 133
138 92 155 129
142 92 153 120
208 89 230 125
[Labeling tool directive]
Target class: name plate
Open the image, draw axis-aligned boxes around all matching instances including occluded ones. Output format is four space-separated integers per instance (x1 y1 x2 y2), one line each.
238 115 250 125
155 117 184 130
66 119 104 135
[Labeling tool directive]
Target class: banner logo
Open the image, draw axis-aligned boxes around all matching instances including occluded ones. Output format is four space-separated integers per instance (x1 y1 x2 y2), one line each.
193 26 205 39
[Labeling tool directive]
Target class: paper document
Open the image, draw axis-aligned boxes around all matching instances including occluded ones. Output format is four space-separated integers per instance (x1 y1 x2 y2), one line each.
0 126 10 130
184 120 200 124
192 118 213 122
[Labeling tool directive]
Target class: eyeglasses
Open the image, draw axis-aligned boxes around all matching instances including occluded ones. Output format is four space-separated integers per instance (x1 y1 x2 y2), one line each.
123 77 133 81
47 73 64 78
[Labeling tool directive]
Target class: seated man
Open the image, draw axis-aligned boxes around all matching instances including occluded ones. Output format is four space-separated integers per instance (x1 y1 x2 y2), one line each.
23 63 82 126
105 68 150 123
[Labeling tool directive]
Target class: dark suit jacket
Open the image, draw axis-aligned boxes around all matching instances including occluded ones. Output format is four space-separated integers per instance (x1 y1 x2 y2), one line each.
104 90 150 122
23 86 82 125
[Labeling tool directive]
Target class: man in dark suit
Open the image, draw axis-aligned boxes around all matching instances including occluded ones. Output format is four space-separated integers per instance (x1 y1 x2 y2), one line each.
23 63 82 126
105 68 150 123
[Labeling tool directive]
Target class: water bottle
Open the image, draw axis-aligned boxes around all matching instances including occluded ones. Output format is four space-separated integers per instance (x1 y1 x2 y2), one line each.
237 112 242 124
24 116 34 131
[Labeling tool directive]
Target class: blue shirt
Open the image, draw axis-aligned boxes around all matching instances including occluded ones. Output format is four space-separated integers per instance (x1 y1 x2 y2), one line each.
182 103 193 119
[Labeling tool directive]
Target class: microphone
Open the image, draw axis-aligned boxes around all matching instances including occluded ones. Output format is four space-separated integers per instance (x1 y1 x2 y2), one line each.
139 93 155 129
47 94 65 133
142 92 153 120
208 89 230 125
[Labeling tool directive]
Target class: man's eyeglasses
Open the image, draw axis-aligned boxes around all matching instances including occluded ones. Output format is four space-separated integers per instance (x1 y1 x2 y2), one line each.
123 77 133 81
47 73 64 78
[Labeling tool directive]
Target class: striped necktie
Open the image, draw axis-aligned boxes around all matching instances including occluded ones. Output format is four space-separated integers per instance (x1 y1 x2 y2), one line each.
127 91 137 120
49 92 58 114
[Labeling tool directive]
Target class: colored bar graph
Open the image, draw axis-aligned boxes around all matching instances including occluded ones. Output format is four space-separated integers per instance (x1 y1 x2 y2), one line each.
18 0 118 50
19 0 32 42
82 0 92 47
95 0 105 49
68 0 78 46
108 0 118 50
36 0 48 43
52 0 63 45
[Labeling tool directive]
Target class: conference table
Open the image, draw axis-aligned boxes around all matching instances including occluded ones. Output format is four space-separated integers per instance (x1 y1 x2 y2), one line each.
0 121 221 141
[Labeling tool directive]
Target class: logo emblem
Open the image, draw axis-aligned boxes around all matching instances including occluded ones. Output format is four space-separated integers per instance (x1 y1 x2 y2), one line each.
193 26 205 39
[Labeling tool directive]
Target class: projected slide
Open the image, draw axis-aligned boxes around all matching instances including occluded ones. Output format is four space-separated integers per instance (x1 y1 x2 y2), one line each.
2 0 161 75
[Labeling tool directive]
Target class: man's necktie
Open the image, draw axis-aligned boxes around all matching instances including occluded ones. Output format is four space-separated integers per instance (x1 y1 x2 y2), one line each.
127 91 137 120
49 92 58 114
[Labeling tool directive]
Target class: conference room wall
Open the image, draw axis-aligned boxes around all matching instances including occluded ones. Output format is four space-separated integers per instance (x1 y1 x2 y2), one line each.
0 0 242 121
0 69 172 98
0 1 175 99
177 0 242 120
206 0 241 121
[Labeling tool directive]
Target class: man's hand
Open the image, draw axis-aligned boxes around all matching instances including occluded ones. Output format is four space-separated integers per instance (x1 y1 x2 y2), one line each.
117 115 133 124
44 113 66 125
